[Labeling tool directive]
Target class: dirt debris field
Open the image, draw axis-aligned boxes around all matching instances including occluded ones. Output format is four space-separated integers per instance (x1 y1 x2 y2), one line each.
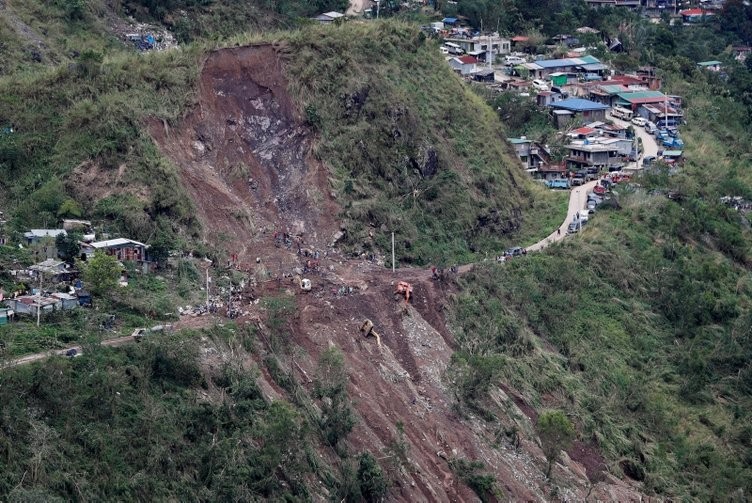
150 44 645 501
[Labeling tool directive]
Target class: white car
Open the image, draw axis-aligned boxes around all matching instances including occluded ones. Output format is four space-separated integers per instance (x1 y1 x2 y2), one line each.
532 79 550 91
504 55 525 65
631 117 647 127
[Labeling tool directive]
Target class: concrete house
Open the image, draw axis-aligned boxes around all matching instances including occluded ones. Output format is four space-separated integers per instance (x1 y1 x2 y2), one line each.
566 140 622 170
507 138 550 172
523 55 605 79
443 33 511 63
448 55 479 75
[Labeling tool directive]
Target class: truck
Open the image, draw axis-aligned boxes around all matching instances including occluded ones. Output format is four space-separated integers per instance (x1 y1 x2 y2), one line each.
545 178 570 189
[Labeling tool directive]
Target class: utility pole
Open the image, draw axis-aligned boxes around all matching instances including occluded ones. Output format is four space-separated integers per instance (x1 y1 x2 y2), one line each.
206 268 210 307
36 271 42 327
391 232 395 273
376 0 380 19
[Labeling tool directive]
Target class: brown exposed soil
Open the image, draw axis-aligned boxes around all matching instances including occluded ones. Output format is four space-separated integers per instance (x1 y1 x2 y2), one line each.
148 44 646 501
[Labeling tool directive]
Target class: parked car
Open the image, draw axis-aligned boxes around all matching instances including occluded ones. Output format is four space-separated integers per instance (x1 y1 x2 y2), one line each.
645 121 657 134
567 222 580 234
532 79 549 91
65 348 78 358
504 247 527 257
504 55 525 65
631 117 647 127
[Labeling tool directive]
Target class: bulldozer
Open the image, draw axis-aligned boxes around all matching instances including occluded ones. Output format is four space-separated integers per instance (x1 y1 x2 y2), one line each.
360 319 381 347
393 281 413 307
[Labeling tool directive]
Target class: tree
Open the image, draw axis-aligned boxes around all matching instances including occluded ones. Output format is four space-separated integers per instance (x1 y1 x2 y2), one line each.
81 251 121 297
314 347 356 447
55 232 82 264
536 410 575 478
357 452 388 502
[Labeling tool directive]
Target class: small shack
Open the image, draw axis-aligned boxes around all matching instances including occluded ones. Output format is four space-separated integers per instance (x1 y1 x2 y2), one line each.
0 307 13 326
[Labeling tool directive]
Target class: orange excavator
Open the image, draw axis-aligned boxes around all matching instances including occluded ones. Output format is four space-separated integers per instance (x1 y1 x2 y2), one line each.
394 281 413 307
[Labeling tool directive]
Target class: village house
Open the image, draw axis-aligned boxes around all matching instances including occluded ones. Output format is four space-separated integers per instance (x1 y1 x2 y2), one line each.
27 259 77 283
522 55 606 79
448 55 479 75
566 138 627 171
24 229 66 246
548 98 610 128
697 60 722 72
615 90 673 111
5 295 60 317
80 238 148 264
507 138 551 172
312 11 345 24
0 306 13 325
679 8 716 23
443 33 511 63
585 0 641 8
537 162 568 180
638 103 683 127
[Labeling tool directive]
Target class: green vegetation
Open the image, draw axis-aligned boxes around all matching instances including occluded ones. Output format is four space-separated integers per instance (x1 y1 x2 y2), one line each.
283 22 561 264
537 410 575 477
0 330 318 500
448 457 498 502
81 251 121 296
449 69 752 496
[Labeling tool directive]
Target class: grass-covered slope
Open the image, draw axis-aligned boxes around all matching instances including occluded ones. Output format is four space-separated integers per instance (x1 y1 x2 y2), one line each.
282 22 559 264
448 70 752 500
0 46 200 245
1 20 561 264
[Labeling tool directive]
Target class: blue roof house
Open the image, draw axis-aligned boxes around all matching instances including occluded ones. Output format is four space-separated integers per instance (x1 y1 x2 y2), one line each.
548 98 610 127
442 17 458 27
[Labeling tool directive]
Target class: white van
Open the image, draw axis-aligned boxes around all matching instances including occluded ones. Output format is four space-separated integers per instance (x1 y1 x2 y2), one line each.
532 79 550 91
504 55 525 66
611 106 633 120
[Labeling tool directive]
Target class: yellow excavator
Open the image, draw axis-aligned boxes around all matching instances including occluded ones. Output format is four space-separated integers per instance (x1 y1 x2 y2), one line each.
360 319 381 347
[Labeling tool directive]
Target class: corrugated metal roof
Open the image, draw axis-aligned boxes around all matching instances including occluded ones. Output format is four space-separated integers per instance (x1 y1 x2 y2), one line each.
663 150 683 156
581 63 608 71
507 138 532 144
617 91 666 103
599 84 629 94
698 60 722 66
549 98 610 112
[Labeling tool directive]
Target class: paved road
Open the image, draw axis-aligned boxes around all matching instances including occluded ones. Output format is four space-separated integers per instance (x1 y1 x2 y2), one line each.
608 114 660 169
526 180 599 252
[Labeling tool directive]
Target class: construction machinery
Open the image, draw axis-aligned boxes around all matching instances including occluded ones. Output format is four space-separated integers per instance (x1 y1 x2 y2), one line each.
360 319 381 347
394 281 413 307
296 275 312 292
